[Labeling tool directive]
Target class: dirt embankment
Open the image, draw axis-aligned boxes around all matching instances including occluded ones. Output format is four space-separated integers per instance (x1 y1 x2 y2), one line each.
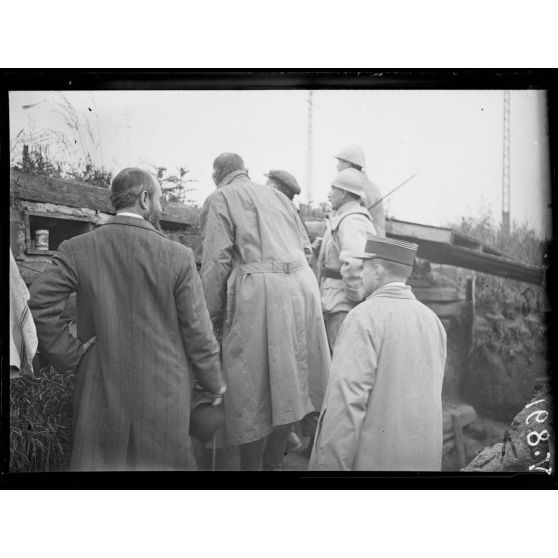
464 386 553 473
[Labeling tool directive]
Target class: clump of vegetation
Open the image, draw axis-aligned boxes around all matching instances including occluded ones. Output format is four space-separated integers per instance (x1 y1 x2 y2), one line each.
151 165 198 205
299 202 331 221
11 93 114 188
10 365 74 472
448 212 549 420
15 143 113 188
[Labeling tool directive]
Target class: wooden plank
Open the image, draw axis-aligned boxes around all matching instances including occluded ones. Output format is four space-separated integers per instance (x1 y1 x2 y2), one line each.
453 232 487 250
11 168 114 212
443 404 477 434
387 218 454 244
11 168 200 227
453 414 466 469
26 207 97 223
452 230 503 256
161 203 200 226
423 301 464 318
389 236 544 285
411 287 460 302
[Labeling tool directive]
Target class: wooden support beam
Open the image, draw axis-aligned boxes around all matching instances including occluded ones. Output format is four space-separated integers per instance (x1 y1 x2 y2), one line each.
394 237 544 285
453 414 466 469
11 168 200 227
411 287 460 302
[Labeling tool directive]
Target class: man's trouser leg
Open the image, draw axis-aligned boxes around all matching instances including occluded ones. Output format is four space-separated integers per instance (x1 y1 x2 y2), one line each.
239 437 267 471
324 311 348 354
239 423 295 471
263 423 294 471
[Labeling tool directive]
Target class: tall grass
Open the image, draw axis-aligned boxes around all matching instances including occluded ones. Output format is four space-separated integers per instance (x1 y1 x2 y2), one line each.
10 365 74 472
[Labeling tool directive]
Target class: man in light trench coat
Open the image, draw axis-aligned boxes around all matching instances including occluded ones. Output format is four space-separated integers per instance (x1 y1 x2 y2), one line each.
29 167 226 471
200 153 331 470
309 237 447 471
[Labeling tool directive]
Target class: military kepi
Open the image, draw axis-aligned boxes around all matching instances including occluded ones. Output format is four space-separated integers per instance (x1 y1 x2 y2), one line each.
355 236 419 266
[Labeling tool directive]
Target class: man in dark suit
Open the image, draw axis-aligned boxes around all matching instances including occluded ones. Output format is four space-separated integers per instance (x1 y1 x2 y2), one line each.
29 167 225 471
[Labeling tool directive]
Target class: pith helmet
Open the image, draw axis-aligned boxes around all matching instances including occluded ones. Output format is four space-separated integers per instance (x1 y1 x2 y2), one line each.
334 144 366 168
264 169 301 195
331 168 365 198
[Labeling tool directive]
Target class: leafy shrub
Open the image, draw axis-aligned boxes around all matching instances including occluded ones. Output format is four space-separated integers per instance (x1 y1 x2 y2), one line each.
448 212 549 420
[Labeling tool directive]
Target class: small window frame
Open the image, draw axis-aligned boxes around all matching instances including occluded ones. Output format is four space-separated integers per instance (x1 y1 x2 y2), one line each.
24 210 94 255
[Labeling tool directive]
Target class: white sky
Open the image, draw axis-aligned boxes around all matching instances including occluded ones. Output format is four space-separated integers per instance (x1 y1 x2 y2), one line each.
9 89 552 237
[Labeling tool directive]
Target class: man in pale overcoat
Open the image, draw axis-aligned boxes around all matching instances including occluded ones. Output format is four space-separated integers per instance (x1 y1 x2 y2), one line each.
315 168 377 352
309 237 447 471
200 153 331 470
29 167 226 471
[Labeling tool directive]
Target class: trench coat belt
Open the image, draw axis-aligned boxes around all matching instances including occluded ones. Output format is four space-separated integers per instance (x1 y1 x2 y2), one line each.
224 259 308 325
236 259 307 275
322 267 342 280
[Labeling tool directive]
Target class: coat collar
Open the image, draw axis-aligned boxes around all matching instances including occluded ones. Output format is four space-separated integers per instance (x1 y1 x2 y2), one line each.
329 200 370 230
334 200 362 216
368 282 416 300
219 169 250 187
105 215 166 237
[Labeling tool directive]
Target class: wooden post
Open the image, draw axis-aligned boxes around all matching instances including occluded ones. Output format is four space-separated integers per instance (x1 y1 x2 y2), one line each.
22 144 30 171
466 276 475 345
453 413 466 469
462 276 476 393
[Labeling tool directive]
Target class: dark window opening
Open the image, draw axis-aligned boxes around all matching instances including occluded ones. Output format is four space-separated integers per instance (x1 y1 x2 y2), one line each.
28 214 92 252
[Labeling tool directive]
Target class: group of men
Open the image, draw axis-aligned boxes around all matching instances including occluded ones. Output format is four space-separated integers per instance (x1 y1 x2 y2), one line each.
27 145 447 472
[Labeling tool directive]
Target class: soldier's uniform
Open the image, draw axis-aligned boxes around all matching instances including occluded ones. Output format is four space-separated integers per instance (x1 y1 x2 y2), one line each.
316 169 377 351
333 144 386 237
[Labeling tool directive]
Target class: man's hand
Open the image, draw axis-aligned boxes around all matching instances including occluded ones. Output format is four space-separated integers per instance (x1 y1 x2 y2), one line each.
312 236 323 252
75 335 96 370
211 384 227 407
81 336 97 356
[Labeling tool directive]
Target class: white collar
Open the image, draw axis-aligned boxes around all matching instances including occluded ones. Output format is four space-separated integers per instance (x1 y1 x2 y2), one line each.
384 281 406 287
117 211 144 220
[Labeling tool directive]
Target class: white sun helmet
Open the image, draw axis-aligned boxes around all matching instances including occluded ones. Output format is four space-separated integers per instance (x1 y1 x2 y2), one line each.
334 144 366 169
331 168 365 198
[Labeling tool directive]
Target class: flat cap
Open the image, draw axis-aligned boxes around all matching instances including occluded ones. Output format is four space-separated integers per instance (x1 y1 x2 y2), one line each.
265 169 301 195
353 236 419 266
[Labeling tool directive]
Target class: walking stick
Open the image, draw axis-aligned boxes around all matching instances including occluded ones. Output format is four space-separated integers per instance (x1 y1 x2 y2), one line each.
212 434 217 472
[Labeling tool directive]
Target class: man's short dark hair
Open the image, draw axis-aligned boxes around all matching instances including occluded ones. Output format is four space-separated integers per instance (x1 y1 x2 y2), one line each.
370 258 413 281
110 168 157 211
213 153 246 185
344 190 362 202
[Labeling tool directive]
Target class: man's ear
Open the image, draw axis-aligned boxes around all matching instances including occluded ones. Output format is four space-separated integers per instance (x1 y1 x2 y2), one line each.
372 262 384 277
139 190 149 209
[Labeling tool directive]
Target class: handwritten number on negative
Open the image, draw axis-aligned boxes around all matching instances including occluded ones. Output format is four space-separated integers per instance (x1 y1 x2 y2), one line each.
525 410 548 425
528 452 552 475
